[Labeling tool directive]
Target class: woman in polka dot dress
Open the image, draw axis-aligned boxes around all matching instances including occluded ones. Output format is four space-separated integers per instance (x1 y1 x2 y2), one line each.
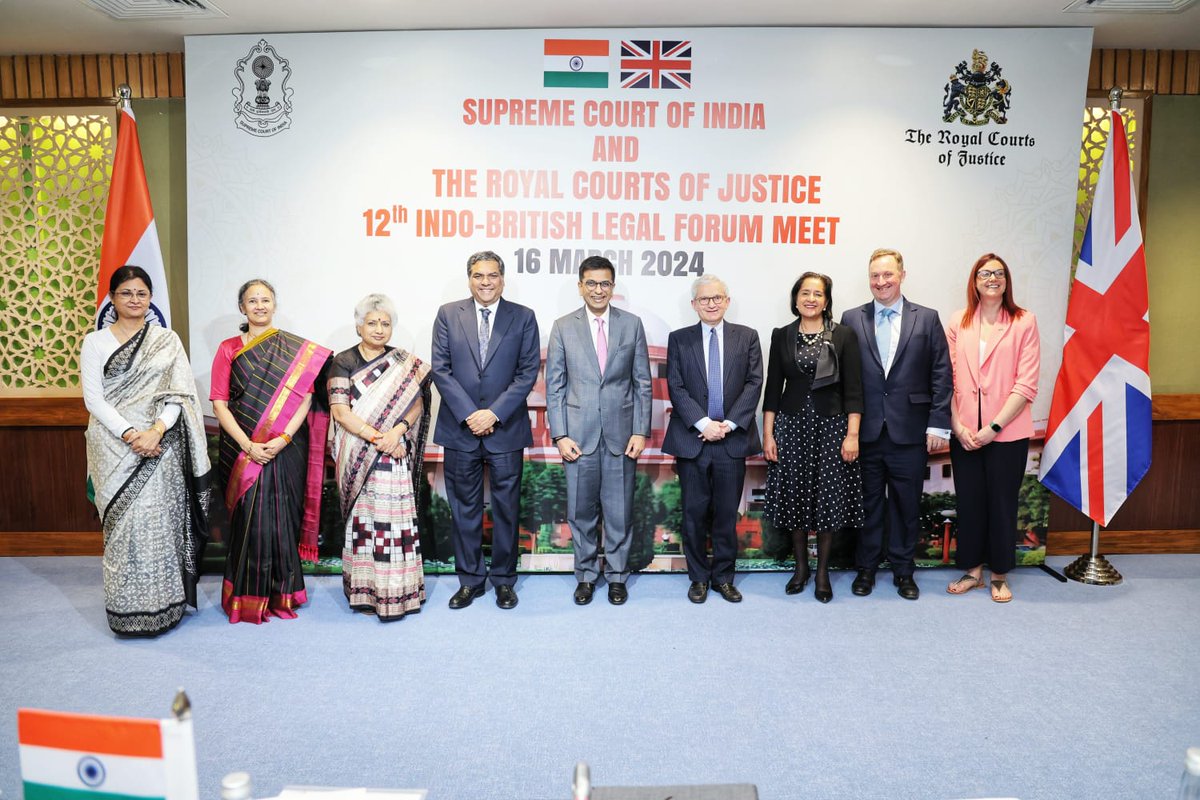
762 272 865 602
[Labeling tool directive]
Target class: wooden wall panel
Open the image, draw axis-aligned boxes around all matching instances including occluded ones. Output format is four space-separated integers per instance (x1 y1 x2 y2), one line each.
1087 48 1200 96
0 427 99 533
2 48 1199 104
0 52 186 102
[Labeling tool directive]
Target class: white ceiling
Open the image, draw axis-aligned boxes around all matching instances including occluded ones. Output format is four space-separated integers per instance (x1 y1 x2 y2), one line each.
0 0 1198 55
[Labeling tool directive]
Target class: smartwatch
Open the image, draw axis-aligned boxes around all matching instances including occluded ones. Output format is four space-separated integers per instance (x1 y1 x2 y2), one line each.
990 421 1003 433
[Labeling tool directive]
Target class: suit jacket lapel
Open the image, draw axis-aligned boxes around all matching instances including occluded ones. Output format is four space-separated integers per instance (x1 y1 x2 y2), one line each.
458 300 483 369
893 299 918 366
722 324 740 388
582 308 604 379
980 309 1011 370
860 305 883 371
481 298 513 369
963 315 981 386
689 322 708 385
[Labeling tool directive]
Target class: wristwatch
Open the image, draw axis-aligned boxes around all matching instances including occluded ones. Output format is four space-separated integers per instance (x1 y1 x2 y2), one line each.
990 421 1003 433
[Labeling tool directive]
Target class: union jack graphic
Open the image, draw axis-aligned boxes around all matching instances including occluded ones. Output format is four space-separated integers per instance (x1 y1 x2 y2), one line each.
1039 110 1151 527
620 40 692 89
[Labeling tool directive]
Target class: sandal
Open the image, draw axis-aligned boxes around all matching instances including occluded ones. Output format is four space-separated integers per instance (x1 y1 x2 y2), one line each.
990 578 1013 603
946 573 985 595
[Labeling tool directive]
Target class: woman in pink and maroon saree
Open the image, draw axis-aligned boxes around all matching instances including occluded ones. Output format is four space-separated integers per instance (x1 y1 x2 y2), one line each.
328 294 430 620
210 279 332 624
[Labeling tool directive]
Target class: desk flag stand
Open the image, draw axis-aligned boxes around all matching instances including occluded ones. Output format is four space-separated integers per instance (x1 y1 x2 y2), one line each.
1063 520 1122 585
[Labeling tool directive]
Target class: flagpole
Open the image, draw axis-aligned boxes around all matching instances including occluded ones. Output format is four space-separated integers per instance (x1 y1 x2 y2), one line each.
1061 85 1129 588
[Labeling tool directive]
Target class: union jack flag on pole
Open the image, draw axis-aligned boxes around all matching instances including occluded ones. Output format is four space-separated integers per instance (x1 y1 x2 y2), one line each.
1038 109 1151 527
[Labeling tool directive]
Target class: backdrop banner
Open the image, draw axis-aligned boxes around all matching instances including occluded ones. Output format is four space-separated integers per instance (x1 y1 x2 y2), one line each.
186 27 1093 571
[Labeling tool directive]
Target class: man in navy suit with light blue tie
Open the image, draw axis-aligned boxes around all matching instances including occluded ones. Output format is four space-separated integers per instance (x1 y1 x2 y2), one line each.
840 248 952 600
545 255 652 606
431 250 540 610
663 275 763 604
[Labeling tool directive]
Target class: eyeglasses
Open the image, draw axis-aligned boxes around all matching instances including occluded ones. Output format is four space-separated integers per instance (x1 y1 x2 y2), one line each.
977 269 1006 280
583 280 614 290
115 290 150 300
694 295 727 306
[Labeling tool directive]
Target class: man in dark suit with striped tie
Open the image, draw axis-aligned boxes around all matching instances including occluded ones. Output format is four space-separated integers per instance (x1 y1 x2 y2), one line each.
431 250 540 610
663 275 763 603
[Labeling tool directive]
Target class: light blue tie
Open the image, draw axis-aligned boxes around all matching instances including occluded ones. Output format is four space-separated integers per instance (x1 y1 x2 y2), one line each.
876 307 895 366
478 307 491 363
707 327 724 420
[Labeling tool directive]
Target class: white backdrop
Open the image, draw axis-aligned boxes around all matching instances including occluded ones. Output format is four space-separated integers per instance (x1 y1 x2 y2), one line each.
185 27 1093 422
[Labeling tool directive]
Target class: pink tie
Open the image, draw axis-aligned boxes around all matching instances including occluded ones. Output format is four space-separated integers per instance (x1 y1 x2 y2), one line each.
596 318 608 377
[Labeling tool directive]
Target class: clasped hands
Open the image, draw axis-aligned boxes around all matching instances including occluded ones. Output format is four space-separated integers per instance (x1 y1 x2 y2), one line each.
123 428 163 458
556 434 646 462
954 426 996 452
699 420 731 443
466 408 498 437
244 437 290 465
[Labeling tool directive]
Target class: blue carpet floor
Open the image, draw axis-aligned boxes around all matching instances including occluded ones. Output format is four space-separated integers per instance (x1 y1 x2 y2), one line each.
1 555 1197 799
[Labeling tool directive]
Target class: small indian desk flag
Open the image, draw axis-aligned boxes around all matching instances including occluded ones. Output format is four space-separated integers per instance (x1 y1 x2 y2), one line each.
17 707 198 800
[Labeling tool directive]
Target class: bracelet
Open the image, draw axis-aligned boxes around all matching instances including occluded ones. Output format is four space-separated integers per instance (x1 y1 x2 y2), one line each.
152 421 166 435
356 422 369 437
280 432 292 445
243 441 253 454
121 427 135 441
398 419 411 433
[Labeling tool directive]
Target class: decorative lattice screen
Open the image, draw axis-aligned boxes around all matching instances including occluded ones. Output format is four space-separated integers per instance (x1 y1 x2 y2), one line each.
0 109 115 394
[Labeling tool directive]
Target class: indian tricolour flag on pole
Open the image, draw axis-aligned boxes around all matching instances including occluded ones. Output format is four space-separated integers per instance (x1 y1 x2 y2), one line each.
544 39 610 88
96 102 170 330
18 708 198 800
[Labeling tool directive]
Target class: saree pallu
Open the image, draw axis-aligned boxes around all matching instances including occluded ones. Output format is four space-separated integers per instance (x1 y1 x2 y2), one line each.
85 325 211 636
329 347 431 620
218 328 331 624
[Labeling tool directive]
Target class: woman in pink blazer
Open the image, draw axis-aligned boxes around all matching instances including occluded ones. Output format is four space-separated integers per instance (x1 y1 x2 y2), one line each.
945 254 1039 602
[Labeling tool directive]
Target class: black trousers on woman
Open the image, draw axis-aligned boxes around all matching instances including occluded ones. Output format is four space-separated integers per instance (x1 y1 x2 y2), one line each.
950 437 1029 574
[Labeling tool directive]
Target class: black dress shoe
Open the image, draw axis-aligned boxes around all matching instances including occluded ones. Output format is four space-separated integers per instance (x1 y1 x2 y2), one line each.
574 582 595 605
687 581 709 604
894 574 920 601
785 569 810 595
448 584 485 609
713 582 743 603
851 569 876 596
495 584 519 609
608 582 628 605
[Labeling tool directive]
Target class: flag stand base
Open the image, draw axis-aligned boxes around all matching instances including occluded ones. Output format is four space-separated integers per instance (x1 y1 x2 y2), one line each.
1064 554 1123 586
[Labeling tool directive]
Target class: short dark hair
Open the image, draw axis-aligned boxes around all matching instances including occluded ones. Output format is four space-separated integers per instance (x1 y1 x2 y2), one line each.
467 250 505 275
109 265 152 296
789 271 834 324
578 255 615 282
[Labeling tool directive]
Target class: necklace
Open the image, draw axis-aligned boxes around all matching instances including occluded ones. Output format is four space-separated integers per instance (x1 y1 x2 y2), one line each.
799 325 823 344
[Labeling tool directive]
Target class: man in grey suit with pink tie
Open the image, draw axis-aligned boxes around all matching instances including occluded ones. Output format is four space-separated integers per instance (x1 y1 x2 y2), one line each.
663 275 763 604
545 255 652 606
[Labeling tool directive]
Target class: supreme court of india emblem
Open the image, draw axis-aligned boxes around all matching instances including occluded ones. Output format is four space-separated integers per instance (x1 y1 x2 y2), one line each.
233 39 294 137
942 48 1012 126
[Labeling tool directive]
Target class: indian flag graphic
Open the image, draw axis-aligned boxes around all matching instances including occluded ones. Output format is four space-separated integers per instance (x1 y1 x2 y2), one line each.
18 708 198 800
544 39 610 88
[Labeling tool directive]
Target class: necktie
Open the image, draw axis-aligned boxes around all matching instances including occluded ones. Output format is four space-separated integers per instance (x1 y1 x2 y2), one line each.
707 327 724 420
595 318 608 377
478 307 491 363
876 307 895 368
